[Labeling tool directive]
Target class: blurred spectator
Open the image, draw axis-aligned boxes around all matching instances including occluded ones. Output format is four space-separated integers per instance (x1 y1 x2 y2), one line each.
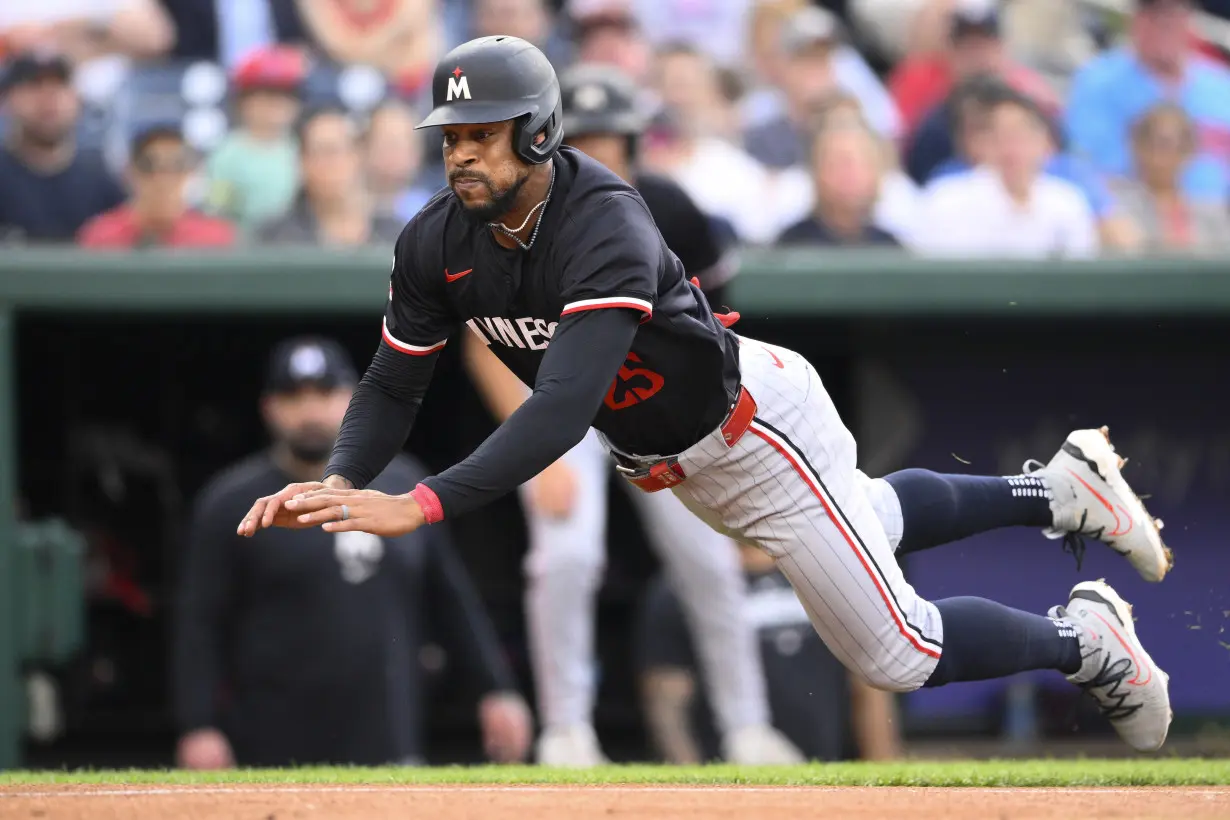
778 117 903 246
743 7 901 169
77 125 235 248
900 0 1059 182
0 50 124 242
156 0 308 66
174 337 532 768
0 0 173 103
295 0 443 96
928 77 1137 253
560 63 737 302
365 100 439 222
776 93 923 242
912 89 1098 257
472 0 572 66
641 44 780 244
258 107 402 246
1000 0 1098 81
569 0 653 84
204 46 304 232
850 0 1095 76
1066 0 1230 203
636 542 903 763
1111 102 1230 252
623 0 752 69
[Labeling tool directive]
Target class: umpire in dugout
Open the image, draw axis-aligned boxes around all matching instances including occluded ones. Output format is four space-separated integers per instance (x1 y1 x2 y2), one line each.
173 337 531 768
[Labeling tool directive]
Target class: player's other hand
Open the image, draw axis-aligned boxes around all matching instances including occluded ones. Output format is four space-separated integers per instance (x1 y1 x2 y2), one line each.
177 728 235 770
284 489 426 537
479 691 533 764
527 459 577 519
237 481 329 536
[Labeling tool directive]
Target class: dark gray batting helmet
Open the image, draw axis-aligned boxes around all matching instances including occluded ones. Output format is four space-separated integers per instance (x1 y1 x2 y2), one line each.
415 35 564 165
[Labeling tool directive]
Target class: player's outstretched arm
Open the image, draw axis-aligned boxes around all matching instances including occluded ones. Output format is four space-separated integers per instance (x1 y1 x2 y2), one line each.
421 307 639 520
463 332 579 519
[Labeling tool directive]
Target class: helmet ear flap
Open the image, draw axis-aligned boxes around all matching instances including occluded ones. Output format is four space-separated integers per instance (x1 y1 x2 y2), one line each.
515 101 563 164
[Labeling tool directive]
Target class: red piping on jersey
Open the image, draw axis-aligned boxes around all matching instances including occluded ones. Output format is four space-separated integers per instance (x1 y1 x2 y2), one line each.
748 423 942 661
411 483 444 524
560 302 653 321
382 323 446 356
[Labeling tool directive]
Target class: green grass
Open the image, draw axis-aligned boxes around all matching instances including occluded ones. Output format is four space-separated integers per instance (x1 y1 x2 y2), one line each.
2 760 1229 788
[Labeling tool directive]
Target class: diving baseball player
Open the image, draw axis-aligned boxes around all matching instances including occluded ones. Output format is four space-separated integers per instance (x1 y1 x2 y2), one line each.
239 36 1174 755
461 63 799 766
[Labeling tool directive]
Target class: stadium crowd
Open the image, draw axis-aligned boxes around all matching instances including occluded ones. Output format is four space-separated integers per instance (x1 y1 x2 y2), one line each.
2 0 1230 257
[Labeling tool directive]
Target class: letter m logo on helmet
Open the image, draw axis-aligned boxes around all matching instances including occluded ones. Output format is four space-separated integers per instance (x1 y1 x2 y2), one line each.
415 36 564 165
446 67 471 101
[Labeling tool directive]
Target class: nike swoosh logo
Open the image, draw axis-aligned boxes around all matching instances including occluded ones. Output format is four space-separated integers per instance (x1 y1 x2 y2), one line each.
445 268 473 282
1066 469 1133 537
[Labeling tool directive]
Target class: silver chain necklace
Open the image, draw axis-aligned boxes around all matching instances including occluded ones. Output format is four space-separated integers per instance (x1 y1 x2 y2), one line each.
488 162 556 252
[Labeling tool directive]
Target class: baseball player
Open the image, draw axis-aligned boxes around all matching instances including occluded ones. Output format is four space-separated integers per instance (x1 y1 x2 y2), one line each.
461 63 800 766
239 36 1174 755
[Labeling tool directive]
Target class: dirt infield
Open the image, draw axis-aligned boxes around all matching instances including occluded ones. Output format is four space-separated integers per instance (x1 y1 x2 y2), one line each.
2 784 1228 820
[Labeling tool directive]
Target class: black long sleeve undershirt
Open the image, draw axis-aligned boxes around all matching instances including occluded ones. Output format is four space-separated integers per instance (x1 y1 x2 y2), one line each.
324 342 438 489
424 307 640 517
327 307 641 519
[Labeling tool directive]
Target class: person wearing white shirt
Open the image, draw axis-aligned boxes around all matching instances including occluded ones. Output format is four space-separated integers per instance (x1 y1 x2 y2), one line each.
911 89 1098 258
642 44 784 244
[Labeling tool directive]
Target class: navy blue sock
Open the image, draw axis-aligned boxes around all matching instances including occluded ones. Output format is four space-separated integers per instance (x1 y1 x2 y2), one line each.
885 469 1054 554
923 597 1083 687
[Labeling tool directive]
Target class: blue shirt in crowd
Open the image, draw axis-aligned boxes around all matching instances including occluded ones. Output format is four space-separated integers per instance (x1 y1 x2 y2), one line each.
928 154 1114 218
1065 48 1230 202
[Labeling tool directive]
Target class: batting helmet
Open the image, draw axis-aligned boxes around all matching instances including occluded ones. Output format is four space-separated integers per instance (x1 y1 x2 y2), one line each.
559 64 646 139
415 35 563 165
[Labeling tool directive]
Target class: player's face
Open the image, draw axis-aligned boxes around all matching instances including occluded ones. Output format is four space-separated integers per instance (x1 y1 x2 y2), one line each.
443 120 531 221
262 385 353 463
566 134 629 177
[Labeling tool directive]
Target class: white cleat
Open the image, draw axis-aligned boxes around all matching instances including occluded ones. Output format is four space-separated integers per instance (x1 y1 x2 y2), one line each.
1029 426 1173 582
722 724 806 765
535 724 609 767
1049 580 1172 752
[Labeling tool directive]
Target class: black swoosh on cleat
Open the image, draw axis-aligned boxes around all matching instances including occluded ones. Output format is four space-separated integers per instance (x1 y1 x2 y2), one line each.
1062 441 1108 481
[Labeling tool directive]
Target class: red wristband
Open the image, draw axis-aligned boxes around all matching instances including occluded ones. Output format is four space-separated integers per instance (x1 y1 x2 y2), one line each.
410 483 444 524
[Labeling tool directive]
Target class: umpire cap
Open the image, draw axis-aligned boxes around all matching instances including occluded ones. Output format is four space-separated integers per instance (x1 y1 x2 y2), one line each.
415 35 563 165
559 64 646 138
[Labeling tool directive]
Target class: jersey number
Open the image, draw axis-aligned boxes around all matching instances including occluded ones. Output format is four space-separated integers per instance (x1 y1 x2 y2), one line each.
604 353 664 411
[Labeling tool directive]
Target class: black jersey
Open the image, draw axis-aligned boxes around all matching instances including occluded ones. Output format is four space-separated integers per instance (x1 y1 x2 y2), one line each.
385 147 740 445
327 147 744 520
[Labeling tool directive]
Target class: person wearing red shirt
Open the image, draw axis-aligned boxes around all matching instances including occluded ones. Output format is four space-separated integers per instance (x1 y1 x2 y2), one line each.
78 125 236 249
889 1 1057 141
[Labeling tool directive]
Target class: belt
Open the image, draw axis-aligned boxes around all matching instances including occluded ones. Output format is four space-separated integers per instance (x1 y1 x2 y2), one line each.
617 386 757 493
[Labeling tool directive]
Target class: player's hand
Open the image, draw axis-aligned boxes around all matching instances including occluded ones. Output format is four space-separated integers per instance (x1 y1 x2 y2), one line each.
478 691 533 763
284 488 426 536
237 481 329 536
176 728 235 770
527 459 578 519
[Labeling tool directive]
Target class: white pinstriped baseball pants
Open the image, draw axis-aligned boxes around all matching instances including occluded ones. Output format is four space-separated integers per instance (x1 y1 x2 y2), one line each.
618 337 944 692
